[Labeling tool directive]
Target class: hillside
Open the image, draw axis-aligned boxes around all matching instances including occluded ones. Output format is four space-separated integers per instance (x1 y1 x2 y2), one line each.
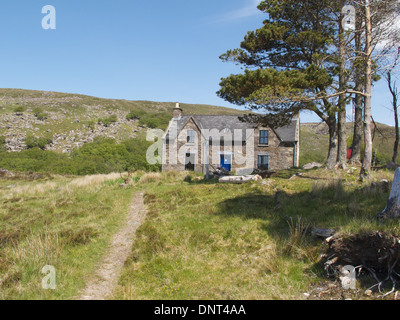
300 122 397 166
0 88 245 153
0 88 397 167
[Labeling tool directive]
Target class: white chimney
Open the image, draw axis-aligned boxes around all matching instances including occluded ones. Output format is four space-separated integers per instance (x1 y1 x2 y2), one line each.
173 103 183 119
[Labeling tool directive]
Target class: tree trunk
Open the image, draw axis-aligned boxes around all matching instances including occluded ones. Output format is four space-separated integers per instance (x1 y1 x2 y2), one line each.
393 98 399 164
337 105 348 169
326 117 338 170
350 10 364 164
377 168 400 220
351 96 364 163
361 0 373 179
337 11 348 170
388 71 399 163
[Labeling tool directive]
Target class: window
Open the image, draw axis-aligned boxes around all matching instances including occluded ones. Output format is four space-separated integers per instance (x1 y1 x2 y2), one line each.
259 130 269 145
258 155 269 171
187 130 195 144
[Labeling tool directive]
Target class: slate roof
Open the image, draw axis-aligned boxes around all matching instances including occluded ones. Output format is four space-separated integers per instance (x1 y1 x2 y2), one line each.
275 121 299 142
166 115 299 143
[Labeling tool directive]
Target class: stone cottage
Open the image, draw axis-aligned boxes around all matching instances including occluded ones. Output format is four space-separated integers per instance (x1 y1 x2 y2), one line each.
162 104 300 175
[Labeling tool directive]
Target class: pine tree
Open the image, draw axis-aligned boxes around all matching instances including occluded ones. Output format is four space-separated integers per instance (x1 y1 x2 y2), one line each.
217 0 348 169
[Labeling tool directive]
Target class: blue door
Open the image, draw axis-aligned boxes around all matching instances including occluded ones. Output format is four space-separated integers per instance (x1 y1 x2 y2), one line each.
220 154 232 172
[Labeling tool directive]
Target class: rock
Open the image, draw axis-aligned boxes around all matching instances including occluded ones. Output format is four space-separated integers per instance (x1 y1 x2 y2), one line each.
371 179 390 192
212 167 232 177
326 236 334 243
347 167 357 174
313 228 336 239
0 168 14 178
219 175 262 184
303 162 323 170
289 172 303 180
252 169 275 179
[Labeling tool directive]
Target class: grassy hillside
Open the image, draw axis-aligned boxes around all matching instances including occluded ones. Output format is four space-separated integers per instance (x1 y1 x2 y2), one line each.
0 89 249 175
0 88 246 116
0 88 398 171
0 88 246 153
300 122 397 167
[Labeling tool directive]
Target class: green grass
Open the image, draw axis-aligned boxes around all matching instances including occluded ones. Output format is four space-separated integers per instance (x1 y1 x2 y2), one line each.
300 125 329 166
1 168 398 300
0 88 246 118
113 168 397 300
0 88 248 147
0 173 136 299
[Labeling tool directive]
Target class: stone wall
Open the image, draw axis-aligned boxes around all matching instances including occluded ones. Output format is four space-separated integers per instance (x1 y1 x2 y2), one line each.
162 118 204 173
162 119 297 173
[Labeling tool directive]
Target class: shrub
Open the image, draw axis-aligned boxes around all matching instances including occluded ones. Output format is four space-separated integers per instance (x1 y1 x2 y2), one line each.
0 148 68 173
0 136 161 175
13 106 25 115
98 115 117 127
33 108 48 120
25 136 53 150
122 138 161 172
126 110 146 121
87 120 95 130
138 112 171 129
0 136 6 152
71 137 129 172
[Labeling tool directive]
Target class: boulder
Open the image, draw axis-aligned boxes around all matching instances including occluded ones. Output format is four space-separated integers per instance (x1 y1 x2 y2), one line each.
211 167 232 177
313 228 336 239
303 162 323 170
219 175 262 184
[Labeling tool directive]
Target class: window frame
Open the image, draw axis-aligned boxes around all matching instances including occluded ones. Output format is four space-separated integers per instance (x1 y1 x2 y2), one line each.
257 155 270 171
187 130 196 144
259 130 269 145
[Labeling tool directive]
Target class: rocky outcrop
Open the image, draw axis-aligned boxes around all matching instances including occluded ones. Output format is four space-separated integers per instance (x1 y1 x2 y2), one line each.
0 168 14 178
0 96 141 153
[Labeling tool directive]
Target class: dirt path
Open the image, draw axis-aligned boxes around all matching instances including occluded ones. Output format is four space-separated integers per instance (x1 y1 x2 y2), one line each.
78 192 146 300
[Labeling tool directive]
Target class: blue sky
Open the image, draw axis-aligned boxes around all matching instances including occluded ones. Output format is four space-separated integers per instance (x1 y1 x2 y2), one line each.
0 0 397 125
